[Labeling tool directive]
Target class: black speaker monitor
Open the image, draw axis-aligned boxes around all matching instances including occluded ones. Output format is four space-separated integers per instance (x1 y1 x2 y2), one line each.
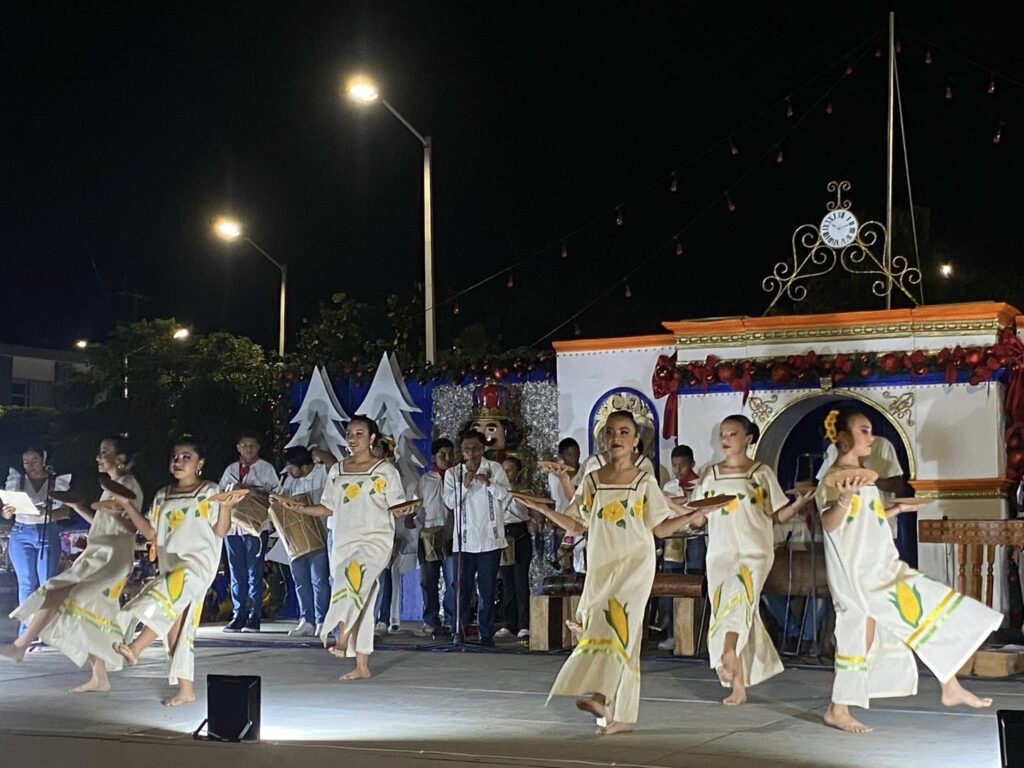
206 674 261 742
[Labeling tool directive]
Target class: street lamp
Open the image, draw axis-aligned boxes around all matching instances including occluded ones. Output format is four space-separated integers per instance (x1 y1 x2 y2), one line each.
74 339 89 350
213 216 288 357
345 75 436 364
122 326 191 400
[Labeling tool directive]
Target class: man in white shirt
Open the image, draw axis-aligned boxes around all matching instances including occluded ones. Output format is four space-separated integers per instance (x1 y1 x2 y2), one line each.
219 430 279 633
442 429 511 647
415 439 456 636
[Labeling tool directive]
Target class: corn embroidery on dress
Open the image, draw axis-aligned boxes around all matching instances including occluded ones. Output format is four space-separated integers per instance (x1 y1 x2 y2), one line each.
695 462 787 689
121 480 222 684
11 474 144 671
319 459 404 654
547 470 672 725
816 481 1002 709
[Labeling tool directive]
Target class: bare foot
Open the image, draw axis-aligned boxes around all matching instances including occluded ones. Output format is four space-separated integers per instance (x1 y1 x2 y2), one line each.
723 682 747 706
340 667 371 681
70 678 111 693
0 643 26 663
597 720 632 736
162 691 197 707
327 646 347 659
825 703 873 733
112 643 138 666
565 619 583 637
941 678 993 709
575 697 607 720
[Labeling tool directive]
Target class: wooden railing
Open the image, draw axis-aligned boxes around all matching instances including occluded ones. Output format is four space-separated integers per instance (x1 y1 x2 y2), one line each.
918 519 1024 608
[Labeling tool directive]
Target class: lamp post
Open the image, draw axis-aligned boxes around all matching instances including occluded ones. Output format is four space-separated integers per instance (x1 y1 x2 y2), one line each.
213 217 288 357
122 326 190 400
345 76 436 364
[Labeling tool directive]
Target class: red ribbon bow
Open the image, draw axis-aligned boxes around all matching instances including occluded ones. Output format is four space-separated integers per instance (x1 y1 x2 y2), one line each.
652 353 681 440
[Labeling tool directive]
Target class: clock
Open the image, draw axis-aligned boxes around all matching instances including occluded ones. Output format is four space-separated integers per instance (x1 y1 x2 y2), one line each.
819 209 859 248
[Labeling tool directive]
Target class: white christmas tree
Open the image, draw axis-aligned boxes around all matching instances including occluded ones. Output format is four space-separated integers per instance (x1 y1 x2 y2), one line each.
357 352 427 494
285 366 350 459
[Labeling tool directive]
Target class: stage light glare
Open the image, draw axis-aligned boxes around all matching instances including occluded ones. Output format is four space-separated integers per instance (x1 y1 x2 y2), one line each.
940 263 953 278
346 76 380 104
213 217 243 241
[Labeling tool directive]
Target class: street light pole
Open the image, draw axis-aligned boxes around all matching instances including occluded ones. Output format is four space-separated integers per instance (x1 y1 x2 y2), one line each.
242 237 288 358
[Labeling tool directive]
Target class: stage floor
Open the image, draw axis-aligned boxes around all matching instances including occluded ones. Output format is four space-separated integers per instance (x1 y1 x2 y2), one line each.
0 621 1016 768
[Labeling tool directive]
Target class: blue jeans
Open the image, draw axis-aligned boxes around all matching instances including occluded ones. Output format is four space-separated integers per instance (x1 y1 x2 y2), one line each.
290 548 330 625
764 594 826 641
457 548 501 640
419 551 457 629
9 522 61 633
224 531 269 621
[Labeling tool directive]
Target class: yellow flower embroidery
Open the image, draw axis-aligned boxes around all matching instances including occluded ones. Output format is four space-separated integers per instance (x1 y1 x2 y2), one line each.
871 497 886 525
152 505 162 522
750 483 768 510
192 604 203 628
167 509 186 532
718 492 745 515
738 564 754 604
604 597 629 649
630 496 646 519
103 577 127 602
845 494 862 524
165 569 186 602
342 482 362 503
345 560 365 594
197 499 211 520
890 580 923 628
599 499 628 528
370 475 388 495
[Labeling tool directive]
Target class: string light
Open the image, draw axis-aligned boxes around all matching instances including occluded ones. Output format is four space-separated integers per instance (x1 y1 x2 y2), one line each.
624 281 632 299
825 97 834 115
775 147 784 164
993 124 1003 144
785 98 794 118
988 75 996 95
669 173 678 192
573 320 581 337
560 242 568 259
453 301 460 315
894 40 902 54
615 207 624 226
945 81 954 100
729 138 740 156
675 239 683 256
726 193 736 212
506 272 514 288
940 263 953 278
874 47 882 58
844 64 853 76
924 51 932 65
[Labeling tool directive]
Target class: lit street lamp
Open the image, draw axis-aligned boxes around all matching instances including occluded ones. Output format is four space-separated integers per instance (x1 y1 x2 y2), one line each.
213 216 288 357
122 326 190 400
345 75 436 364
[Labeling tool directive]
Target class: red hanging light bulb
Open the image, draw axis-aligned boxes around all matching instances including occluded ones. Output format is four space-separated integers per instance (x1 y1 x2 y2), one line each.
775 147 784 164
726 193 736 212
844 63 853 76
560 242 568 258
729 138 739 156
669 173 678 192
506 272 514 288
825 98 834 115
993 124 1003 144
874 47 882 58
894 40 902 54
945 81 953 100
573 320 581 337
924 50 932 64
615 207 624 226
675 239 683 256
785 98 794 118
452 301 460 315
988 75 996 95
624 281 632 299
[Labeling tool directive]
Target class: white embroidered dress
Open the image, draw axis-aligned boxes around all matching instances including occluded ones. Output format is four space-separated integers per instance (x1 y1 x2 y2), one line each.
121 480 222 684
11 474 143 670
694 462 787 689
816 481 1002 708
319 459 404 653
547 470 671 725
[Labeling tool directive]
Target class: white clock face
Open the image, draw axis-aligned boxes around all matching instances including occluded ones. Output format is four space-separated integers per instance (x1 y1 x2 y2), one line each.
820 209 858 248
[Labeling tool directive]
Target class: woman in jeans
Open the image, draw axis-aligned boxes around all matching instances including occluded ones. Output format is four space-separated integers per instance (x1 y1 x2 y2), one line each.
2 446 70 634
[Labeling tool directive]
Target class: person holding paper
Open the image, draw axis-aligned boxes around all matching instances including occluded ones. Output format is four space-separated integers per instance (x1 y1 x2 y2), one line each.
2 445 70 634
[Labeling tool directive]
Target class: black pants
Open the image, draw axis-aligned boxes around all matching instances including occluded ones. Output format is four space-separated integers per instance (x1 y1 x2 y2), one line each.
498 522 533 633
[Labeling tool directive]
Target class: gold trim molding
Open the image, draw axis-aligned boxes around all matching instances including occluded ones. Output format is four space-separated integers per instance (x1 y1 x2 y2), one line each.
910 478 1011 500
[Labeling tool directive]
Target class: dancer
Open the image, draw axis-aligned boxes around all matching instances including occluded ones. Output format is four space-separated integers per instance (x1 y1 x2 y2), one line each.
816 406 1001 734
2 437 142 693
112 436 245 706
518 411 702 735
2 446 71 633
272 415 406 681
690 414 813 706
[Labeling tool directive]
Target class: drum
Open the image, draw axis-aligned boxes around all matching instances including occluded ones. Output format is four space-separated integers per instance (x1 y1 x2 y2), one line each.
267 493 325 560
60 530 89 555
420 526 447 562
232 489 271 537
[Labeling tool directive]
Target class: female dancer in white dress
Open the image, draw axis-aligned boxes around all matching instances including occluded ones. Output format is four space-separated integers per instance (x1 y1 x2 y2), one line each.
689 414 813 705
273 415 407 681
112 436 245 706
520 411 703 735
1 437 143 693
817 406 1001 733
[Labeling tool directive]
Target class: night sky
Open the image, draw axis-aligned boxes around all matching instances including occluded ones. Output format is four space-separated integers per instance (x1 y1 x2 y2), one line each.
3 3 1022 355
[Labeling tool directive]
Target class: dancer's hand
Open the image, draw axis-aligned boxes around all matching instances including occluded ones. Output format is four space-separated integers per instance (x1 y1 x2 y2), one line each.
218 489 249 509
270 494 303 512
1 505 14 520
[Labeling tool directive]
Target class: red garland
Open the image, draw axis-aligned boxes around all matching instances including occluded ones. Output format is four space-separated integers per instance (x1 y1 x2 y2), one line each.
652 353 681 439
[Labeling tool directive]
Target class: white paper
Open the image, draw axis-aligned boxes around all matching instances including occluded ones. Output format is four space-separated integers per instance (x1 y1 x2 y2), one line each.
0 491 43 517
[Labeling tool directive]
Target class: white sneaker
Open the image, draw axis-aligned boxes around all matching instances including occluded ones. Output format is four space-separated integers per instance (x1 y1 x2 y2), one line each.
314 623 324 637
288 620 315 637
374 621 387 635
517 628 530 639
657 636 675 651
494 628 514 639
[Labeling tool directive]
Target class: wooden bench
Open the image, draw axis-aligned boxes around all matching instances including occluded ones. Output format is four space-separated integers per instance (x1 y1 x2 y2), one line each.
918 519 1024 677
